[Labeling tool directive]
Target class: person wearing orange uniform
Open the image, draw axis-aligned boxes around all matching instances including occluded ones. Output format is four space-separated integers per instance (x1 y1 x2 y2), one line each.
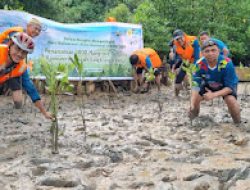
129 48 162 93
0 32 52 119
172 29 201 96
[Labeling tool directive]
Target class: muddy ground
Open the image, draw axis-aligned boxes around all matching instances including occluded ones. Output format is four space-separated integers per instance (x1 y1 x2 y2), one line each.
0 83 250 190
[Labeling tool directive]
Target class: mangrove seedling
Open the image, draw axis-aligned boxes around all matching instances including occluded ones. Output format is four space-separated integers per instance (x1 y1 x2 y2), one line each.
70 54 87 141
41 58 74 154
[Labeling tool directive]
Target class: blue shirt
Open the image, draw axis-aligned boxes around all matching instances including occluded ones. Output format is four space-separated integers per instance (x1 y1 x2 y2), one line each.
211 38 229 56
145 56 153 69
192 55 238 92
21 70 41 102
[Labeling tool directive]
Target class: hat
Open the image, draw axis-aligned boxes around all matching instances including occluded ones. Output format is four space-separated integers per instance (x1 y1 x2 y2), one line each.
201 39 218 50
173 29 184 40
28 18 42 27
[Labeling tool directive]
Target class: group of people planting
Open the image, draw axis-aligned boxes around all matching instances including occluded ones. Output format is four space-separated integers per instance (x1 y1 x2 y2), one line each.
0 18 241 124
129 29 240 124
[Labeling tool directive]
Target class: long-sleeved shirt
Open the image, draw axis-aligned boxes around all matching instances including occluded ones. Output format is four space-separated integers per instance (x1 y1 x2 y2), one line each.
21 70 41 102
192 55 238 92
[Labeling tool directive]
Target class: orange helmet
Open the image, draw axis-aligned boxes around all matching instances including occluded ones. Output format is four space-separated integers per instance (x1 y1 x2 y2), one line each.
11 32 35 53
106 17 117 22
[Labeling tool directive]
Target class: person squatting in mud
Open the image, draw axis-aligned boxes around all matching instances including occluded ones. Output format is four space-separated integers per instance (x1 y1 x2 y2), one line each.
189 39 241 124
0 32 53 119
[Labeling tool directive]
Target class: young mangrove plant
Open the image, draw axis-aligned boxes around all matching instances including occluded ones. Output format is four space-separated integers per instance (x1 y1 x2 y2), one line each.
168 70 176 87
70 54 87 141
41 58 74 154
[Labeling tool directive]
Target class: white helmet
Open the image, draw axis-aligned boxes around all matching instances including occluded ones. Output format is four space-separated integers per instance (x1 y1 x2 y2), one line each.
11 32 35 54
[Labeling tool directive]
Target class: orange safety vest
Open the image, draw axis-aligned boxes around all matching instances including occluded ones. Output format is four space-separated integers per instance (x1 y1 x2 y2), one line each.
0 45 27 84
132 48 162 69
0 27 23 44
174 34 197 63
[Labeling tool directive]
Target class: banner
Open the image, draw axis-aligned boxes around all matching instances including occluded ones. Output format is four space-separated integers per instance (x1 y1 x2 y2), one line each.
0 10 143 80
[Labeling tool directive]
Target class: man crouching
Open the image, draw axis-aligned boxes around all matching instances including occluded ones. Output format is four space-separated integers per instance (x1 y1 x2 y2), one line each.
0 32 52 119
189 40 240 124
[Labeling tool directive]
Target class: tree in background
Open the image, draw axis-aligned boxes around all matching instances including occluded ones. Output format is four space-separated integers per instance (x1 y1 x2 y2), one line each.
0 0 249 64
104 3 131 23
133 0 172 54
0 0 23 10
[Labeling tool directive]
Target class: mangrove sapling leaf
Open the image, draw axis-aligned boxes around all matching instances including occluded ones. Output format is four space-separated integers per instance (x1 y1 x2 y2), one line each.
145 68 155 82
41 60 74 154
168 71 176 86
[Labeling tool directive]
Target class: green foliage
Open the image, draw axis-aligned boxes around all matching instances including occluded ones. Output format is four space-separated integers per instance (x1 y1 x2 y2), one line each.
168 71 176 83
41 58 74 95
6 0 250 63
40 58 74 153
133 0 171 52
145 68 155 82
104 3 132 23
102 63 132 77
0 0 23 10
70 54 83 77
182 60 198 86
